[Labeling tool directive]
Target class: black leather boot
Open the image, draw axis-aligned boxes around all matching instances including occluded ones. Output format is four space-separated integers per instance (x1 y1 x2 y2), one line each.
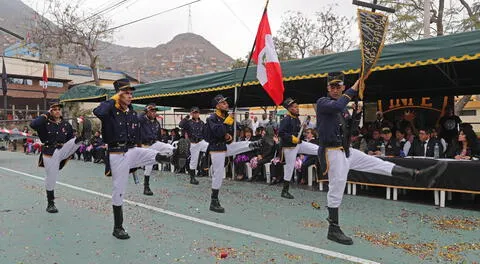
189 170 199 185
112 205 130 239
209 189 225 213
327 207 353 245
155 153 171 163
143 176 153 196
281 181 294 199
46 190 58 213
391 161 447 188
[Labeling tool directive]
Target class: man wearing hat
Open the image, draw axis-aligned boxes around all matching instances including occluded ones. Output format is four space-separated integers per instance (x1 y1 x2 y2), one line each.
204 94 262 213
139 103 175 195
179 106 206 184
278 97 319 199
316 73 447 245
30 99 82 213
93 78 171 239
380 127 400 156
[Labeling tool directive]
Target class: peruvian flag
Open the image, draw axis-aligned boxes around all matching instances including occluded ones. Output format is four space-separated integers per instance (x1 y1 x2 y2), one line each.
42 64 48 97
252 11 284 106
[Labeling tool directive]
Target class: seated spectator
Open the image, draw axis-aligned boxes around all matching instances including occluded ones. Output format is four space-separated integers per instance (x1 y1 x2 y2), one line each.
380 127 400 156
250 126 278 181
169 128 180 144
159 128 169 143
298 128 319 184
405 125 416 143
234 127 255 181
367 129 382 155
33 137 42 154
351 130 367 153
395 129 411 156
253 127 264 141
90 131 106 163
446 124 480 160
408 128 444 158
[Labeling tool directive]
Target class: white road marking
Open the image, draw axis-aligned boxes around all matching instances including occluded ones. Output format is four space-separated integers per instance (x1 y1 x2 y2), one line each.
0 166 379 264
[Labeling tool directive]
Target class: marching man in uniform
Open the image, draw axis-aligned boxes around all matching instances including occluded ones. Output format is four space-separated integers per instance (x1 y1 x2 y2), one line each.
30 100 82 213
204 94 262 213
316 74 447 245
179 106 206 185
278 97 318 199
93 79 170 239
139 103 175 195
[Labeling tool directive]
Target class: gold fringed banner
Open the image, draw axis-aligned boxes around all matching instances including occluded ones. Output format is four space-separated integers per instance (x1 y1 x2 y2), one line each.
358 9 389 99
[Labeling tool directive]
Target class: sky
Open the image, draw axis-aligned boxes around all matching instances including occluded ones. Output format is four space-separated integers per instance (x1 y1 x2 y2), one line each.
22 0 359 59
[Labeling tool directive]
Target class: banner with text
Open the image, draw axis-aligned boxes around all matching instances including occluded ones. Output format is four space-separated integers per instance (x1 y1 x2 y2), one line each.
358 9 389 99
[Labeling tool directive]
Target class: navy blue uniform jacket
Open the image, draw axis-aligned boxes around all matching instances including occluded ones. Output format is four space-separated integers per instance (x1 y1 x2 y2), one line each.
30 114 74 156
139 114 161 145
179 118 204 143
204 111 233 152
278 113 301 148
93 100 140 145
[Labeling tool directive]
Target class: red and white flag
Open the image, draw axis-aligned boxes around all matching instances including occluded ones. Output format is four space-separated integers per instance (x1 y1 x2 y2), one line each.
42 64 48 89
252 11 284 106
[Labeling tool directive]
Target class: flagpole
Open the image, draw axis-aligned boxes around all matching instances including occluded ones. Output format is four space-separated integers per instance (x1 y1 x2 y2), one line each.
233 0 270 111
1 56 7 113
233 0 270 143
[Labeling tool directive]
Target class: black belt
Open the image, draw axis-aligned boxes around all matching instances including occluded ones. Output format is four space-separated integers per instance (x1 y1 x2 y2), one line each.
44 143 64 149
108 142 135 153
319 141 342 148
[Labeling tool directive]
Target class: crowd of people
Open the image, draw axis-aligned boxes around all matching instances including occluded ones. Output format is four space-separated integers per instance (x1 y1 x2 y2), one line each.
350 108 480 160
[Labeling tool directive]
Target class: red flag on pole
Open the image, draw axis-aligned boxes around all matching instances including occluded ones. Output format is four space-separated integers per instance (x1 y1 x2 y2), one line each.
42 64 48 97
252 11 284 106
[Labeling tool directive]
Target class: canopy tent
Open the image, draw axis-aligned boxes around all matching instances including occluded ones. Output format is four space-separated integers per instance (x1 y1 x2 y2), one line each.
59 85 113 102
131 104 171 111
60 30 480 108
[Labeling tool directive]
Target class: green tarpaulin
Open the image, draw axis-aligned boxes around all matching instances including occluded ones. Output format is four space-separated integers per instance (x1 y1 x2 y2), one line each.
131 104 171 111
60 30 480 108
59 85 113 102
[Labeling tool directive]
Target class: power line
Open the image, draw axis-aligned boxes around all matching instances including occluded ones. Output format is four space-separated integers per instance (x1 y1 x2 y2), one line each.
83 0 132 22
102 0 201 33
219 0 253 34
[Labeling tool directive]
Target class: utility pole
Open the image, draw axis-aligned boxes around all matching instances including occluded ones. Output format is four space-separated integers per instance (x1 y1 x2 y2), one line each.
423 0 431 38
188 5 193 33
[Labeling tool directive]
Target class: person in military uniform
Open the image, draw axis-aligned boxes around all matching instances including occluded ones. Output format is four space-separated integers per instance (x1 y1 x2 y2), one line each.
204 94 262 213
139 103 175 195
30 100 82 213
179 106 206 185
316 73 448 245
278 98 318 199
93 79 170 240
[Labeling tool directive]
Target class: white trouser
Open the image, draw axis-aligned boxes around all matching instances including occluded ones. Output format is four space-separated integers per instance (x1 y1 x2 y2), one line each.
43 138 81 191
210 141 252 190
327 148 395 208
189 140 209 170
110 147 159 206
143 142 174 176
283 141 319 181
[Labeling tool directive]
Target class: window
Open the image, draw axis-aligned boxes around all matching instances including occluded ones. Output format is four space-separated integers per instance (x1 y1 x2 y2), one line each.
459 110 476 116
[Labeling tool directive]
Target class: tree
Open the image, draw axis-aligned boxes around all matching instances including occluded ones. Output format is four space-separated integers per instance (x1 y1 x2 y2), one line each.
274 6 355 60
30 0 113 86
275 11 317 59
231 58 248 69
379 0 480 115
314 6 355 55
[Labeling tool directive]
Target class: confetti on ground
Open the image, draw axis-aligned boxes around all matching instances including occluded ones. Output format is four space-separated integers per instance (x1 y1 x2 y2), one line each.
299 220 327 228
422 215 480 231
355 231 480 262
